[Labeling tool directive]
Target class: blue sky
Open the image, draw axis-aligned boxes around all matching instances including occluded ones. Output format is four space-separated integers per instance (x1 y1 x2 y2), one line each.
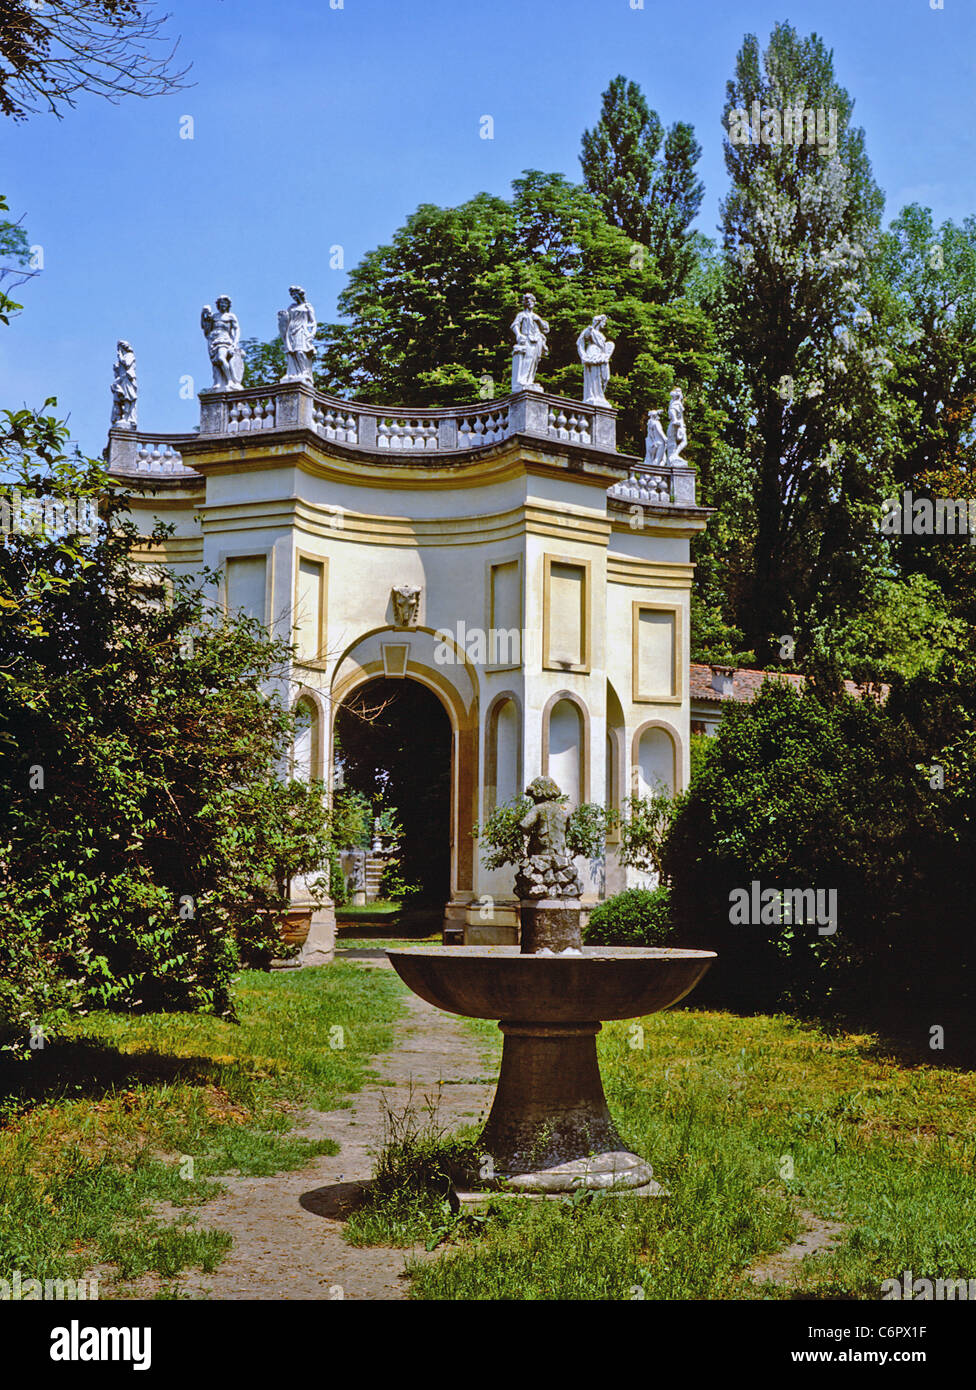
2 0 974 455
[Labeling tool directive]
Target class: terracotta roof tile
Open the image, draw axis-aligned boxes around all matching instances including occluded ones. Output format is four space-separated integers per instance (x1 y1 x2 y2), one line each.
688 662 889 706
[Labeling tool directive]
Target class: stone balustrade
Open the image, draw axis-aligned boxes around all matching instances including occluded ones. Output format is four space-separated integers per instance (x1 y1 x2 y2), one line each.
194 381 617 455
104 380 696 505
105 429 199 477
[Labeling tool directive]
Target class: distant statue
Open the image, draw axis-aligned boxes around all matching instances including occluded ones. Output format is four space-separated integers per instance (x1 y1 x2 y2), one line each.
514 776 583 901
666 387 687 464
644 409 667 469
277 285 317 382
201 295 244 390
110 340 138 429
510 293 549 393
391 583 421 628
576 314 614 406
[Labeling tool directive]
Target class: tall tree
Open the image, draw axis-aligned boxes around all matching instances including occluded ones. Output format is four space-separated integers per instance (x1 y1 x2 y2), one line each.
290 171 724 456
720 23 891 664
0 0 188 120
580 75 704 294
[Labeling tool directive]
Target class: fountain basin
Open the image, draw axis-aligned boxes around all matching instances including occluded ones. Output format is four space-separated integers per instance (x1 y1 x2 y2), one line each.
385 945 716 1193
385 945 715 1023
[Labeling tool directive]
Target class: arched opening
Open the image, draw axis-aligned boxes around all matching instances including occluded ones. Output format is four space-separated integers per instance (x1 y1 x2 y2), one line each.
292 695 320 782
334 677 452 908
485 694 521 814
606 680 625 825
547 697 584 805
634 723 676 799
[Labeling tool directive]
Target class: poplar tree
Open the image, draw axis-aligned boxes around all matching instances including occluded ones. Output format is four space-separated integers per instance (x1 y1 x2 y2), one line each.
580 75 704 295
720 23 891 664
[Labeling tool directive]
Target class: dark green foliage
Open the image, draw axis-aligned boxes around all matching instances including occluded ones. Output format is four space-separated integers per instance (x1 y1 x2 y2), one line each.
238 170 722 460
0 417 332 1041
580 75 704 294
662 678 976 1024
718 23 892 665
584 887 674 947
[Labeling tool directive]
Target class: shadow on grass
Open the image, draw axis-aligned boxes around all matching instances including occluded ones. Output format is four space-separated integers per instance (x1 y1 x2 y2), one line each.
0 1039 233 1118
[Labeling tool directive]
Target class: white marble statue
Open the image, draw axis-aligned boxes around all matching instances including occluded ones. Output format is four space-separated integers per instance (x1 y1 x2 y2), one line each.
666 387 687 464
644 408 667 469
201 295 244 390
510 293 549 393
576 314 614 406
110 339 138 429
277 285 317 382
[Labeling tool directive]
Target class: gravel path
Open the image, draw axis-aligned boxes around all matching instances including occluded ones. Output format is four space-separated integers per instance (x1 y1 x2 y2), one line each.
177 957 496 1301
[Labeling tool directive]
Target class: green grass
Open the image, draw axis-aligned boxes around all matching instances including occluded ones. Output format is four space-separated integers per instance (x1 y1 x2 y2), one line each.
0 962 406 1296
336 901 401 918
348 1007 976 1301
337 938 439 951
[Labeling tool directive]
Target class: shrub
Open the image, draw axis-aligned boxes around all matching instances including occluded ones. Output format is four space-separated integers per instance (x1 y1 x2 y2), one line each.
584 887 674 947
662 675 976 1021
0 437 334 1037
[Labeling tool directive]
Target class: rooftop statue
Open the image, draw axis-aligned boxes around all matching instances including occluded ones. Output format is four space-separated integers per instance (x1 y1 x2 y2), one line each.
644 408 667 469
110 339 137 430
577 314 614 407
278 285 317 383
514 776 583 902
201 295 244 391
666 386 687 464
510 293 548 393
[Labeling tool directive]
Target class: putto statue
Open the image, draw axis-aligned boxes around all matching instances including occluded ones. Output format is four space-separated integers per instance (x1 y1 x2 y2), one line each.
514 776 582 902
110 339 138 429
200 295 244 390
643 408 667 468
576 314 614 406
277 285 317 383
510 293 549 393
666 387 687 464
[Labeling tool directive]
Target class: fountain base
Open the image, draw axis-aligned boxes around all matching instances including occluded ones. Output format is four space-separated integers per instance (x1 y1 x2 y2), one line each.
477 1020 659 1193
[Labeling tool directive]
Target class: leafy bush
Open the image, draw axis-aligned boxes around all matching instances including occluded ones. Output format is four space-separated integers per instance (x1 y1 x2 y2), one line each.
0 431 334 1042
584 887 674 947
662 675 976 1020
475 795 613 870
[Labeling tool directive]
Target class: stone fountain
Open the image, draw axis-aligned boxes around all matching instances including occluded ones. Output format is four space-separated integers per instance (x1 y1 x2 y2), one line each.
387 778 716 1195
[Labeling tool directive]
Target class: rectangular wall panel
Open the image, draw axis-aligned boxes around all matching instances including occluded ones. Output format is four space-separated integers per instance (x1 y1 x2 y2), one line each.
226 555 267 625
546 561 585 668
634 606 676 700
295 556 324 663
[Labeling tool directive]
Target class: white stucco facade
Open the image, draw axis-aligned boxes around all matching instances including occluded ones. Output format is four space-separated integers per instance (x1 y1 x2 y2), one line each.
107 378 710 944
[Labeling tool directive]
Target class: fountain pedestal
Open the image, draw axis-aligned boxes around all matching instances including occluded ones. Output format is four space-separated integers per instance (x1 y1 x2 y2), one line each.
480 1020 657 1192
386 942 716 1195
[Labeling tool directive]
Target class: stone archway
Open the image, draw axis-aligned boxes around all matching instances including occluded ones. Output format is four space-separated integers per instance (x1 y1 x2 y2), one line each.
330 627 479 920
335 678 452 907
